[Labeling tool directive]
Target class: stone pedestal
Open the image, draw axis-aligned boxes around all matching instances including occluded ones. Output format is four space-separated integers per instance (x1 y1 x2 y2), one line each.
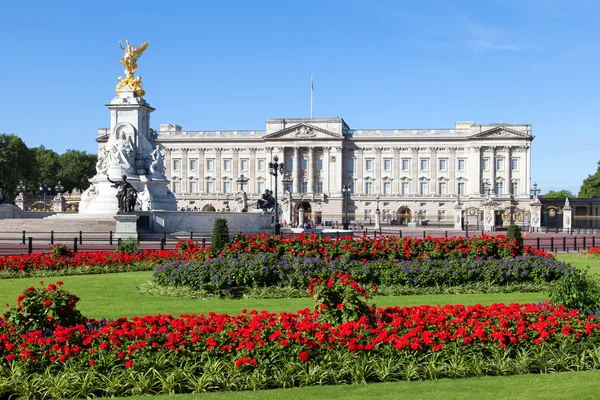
482 199 496 232
113 214 139 239
563 198 572 232
529 199 542 232
374 209 381 229
454 204 463 230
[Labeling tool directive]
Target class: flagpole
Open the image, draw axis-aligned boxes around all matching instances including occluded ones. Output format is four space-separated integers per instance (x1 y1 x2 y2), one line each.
310 74 313 119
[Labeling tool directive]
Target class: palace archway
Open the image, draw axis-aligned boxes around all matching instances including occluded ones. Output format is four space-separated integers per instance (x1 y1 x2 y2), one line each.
202 205 216 212
395 207 412 225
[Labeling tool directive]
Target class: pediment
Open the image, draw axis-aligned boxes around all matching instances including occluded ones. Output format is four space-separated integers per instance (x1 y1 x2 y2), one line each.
470 126 530 139
262 123 343 140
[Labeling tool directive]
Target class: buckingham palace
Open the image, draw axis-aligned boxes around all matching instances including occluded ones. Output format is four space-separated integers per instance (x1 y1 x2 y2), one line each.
130 117 534 228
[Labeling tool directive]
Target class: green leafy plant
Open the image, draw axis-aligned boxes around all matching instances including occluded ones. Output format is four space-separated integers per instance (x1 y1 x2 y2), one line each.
116 237 139 253
549 267 600 315
308 273 376 324
49 244 70 259
211 218 230 255
507 224 523 255
3 281 86 332
175 239 200 255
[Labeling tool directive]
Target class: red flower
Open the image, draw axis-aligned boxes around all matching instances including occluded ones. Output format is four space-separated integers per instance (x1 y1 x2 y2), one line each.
43 300 53 307
125 360 134 368
89 360 96 366
298 351 310 363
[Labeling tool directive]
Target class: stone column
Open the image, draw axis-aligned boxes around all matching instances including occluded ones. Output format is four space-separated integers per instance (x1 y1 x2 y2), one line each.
393 147 401 193
332 146 343 194
491 146 496 194
232 148 240 185
374 208 381 229
198 148 205 193
308 147 315 193
411 147 419 194
181 148 189 193
266 146 274 192
275 146 286 198
449 147 457 195
529 199 541 232
469 146 482 195
249 148 257 194
430 147 437 195
165 149 173 180
53 194 66 213
563 198 572 232
298 207 305 227
292 147 300 193
215 148 222 193
355 148 363 194
374 147 382 194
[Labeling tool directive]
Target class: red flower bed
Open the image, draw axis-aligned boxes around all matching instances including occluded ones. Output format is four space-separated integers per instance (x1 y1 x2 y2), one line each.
1 301 597 369
227 232 553 261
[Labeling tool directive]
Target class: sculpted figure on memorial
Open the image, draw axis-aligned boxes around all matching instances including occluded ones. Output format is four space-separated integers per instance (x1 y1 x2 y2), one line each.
235 191 248 212
149 146 166 176
106 174 138 213
108 133 135 172
116 39 150 97
95 148 110 175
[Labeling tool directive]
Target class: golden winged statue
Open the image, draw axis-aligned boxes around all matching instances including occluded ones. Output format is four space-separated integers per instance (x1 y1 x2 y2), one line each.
116 38 150 97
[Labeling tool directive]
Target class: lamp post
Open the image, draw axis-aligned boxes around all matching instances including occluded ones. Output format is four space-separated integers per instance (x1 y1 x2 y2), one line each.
342 182 351 230
268 155 285 235
17 180 26 194
55 181 64 197
39 183 52 212
530 182 540 200
236 174 248 193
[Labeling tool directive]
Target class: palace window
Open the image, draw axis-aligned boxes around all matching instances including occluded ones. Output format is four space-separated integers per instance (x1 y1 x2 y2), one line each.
257 181 265 193
511 158 518 170
189 159 196 171
173 181 180 193
496 158 504 171
317 182 323 193
173 159 181 171
458 159 466 171
482 159 489 171
189 181 196 193
401 182 409 194
206 159 214 171
383 182 391 194
301 182 308 193
439 159 447 171
458 182 465 195
302 159 308 170
365 159 374 171
496 182 504 195
347 159 354 171
439 182 446 195
206 181 213 193
286 159 293 170
258 159 265 171
511 182 518 195
241 159 248 171
223 159 231 171
365 182 373 194
420 159 428 171
402 159 409 171
223 181 231 193
420 182 428 195
384 159 392 171
318 158 323 170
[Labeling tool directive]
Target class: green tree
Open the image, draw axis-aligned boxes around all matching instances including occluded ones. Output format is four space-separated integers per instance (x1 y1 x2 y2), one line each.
579 161 600 198
543 190 574 199
211 218 230 255
29 146 60 192
56 150 97 192
0 134 35 195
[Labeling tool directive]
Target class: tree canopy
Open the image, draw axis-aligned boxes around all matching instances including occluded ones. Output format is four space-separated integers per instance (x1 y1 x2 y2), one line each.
579 161 600 198
0 134 35 195
543 190 575 199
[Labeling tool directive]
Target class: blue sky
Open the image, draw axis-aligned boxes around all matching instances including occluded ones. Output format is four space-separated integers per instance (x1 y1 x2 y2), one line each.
1 0 598 194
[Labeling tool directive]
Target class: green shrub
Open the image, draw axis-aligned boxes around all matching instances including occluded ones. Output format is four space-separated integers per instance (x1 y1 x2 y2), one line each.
116 237 138 253
211 218 230 254
49 243 70 259
507 224 523 255
3 281 86 332
549 268 600 315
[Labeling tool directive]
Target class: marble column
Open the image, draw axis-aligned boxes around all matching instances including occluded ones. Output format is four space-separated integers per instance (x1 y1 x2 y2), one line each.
292 147 300 193
232 148 240 186
333 146 343 194
198 148 205 193
491 146 497 194
449 147 457 195
469 146 482 195
411 147 419 194
375 147 382 194
323 147 331 194
393 148 401 193
308 147 315 193
355 149 363 194
249 148 257 194
454 203 463 230
430 147 437 195
215 148 222 193
181 148 189 193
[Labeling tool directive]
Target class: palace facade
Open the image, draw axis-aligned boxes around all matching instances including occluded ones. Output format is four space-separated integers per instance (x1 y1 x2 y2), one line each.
100 118 534 227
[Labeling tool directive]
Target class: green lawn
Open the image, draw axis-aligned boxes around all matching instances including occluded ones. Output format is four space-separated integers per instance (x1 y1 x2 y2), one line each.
556 253 600 275
109 370 600 400
0 272 546 320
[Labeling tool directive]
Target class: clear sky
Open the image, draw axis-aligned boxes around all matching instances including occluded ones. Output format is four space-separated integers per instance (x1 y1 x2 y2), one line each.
1 0 598 195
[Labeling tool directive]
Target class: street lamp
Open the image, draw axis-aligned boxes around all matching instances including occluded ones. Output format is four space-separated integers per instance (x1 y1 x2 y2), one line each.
268 155 285 235
39 183 52 212
55 181 64 197
530 182 540 200
236 174 248 193
342 182 351 230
